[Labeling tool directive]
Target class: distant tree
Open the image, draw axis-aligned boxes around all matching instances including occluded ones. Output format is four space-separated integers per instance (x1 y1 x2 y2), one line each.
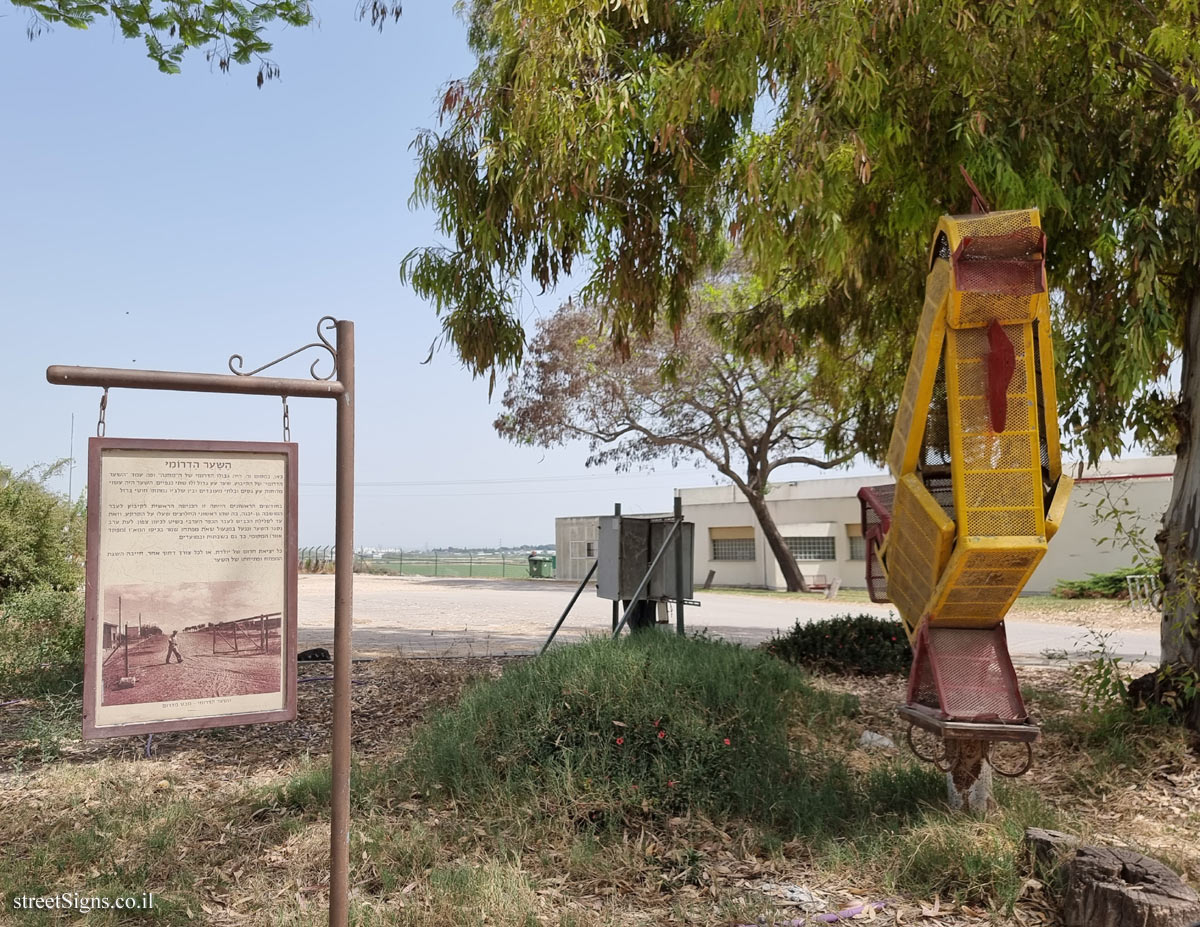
0 462 84 603
5 0 399 82
495 278 900 592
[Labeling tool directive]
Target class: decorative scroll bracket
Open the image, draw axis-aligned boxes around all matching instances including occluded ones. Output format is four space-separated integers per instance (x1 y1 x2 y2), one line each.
228 316 339 381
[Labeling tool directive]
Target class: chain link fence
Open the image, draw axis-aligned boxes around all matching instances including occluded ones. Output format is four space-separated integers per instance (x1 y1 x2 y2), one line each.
297 547 555 579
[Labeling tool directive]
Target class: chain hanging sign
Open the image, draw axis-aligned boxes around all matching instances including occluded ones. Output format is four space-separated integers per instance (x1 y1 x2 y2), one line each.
84 438 298 739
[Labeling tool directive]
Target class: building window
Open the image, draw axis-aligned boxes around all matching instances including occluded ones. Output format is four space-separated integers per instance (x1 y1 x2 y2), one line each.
786 536 836 561
712 538 756 561
848 535 866 561
710 526 755 561
570 540 597 560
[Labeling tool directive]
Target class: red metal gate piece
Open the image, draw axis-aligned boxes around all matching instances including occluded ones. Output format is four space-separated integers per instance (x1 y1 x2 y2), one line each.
906 623 1029 724
858 485 895 604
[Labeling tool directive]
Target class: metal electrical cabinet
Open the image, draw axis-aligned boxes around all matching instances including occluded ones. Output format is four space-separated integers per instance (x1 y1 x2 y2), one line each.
596 515 694 602
650 519 694 599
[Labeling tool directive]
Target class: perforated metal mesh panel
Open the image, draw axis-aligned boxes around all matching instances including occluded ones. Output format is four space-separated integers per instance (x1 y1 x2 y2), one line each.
929 540 1045 627
887 262 950 476
920 357 953 471
907 625 1028 723
945 323 1045 540
949 209 1036 241
944 211 1044 328
883 475 954 639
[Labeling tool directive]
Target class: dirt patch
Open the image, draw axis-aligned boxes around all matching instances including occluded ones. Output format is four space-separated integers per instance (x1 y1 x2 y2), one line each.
0 656 511 774
1007 597 1159 632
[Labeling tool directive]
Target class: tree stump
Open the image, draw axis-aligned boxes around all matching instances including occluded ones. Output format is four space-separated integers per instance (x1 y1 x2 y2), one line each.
1062 846 1200 927
1025 827 1080 871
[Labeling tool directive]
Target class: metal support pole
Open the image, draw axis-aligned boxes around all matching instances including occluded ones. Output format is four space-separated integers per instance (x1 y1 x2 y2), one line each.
540 560 598 656
330 320 355 927
611 503 621 631
945 738 994 815
673 496 684 637
613 518 681 638
47 316 355 927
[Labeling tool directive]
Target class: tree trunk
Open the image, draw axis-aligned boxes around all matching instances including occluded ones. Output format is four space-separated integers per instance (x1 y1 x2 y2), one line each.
742 489 811 593
1158 282 1200 730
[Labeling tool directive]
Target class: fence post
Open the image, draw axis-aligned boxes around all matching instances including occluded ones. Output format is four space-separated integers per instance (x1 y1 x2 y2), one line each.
469 553 473 578
501 553 506 577
434 551 438 577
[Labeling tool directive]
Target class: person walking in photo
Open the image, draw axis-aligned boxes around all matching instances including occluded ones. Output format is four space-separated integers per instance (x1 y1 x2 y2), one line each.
165 630 184 664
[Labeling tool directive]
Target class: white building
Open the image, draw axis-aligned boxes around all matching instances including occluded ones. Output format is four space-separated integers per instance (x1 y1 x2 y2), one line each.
555 457 1173 593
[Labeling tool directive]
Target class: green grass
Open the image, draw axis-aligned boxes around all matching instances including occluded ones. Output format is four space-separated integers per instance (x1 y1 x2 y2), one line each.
355 558 534 579
401 634 940 837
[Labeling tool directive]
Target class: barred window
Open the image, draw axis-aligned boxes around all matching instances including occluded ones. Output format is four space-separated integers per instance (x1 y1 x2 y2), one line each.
848 535 866 561
711 537 755 561
786 536 836 561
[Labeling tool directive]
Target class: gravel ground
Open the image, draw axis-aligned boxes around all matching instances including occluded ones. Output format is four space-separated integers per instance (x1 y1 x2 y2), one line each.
296 573 1163 663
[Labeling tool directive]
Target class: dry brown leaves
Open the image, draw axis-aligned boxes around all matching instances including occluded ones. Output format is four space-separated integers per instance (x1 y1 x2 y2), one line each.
0 656 510 775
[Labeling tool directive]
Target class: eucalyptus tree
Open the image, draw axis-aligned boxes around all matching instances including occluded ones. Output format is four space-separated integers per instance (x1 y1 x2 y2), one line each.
495 280 900 592
6 0 400 80
406 0 1200 720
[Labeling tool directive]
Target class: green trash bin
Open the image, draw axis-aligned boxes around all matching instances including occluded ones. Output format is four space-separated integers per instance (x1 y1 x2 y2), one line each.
528 554 553 578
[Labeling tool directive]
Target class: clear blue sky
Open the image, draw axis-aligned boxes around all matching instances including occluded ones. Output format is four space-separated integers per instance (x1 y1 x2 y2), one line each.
0 4 882 548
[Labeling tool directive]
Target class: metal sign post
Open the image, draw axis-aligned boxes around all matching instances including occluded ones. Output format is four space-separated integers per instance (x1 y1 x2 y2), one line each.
48 316 356 927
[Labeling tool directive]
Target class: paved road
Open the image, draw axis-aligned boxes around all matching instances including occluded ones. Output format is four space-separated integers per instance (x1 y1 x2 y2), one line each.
296 574 1161 664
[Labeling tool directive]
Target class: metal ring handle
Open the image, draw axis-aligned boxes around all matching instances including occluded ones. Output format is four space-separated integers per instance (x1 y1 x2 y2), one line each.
906 723 949 771
989 741 1034 778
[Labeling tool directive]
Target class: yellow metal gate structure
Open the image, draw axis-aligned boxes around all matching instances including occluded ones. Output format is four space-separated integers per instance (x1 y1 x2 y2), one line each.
860 206 1073 743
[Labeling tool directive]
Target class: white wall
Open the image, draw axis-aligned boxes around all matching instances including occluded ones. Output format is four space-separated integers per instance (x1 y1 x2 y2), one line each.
674 458 1174 593
1027 463 1172 591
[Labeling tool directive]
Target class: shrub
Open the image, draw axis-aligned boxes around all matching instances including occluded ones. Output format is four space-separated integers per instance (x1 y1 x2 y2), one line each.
767 613 912 676
0 462 84 603
1052 560 1162 599
0 585 85 696
403 634 935 836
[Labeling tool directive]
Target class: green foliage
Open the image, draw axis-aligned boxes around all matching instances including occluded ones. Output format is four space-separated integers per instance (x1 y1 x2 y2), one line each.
1072 630 1131 713
404 634 939 835
0 586 85 697
6 0 399 82
767 613 912 676
407 0 1197 470
0 463 85 697
0 462 85 602
1052 561 1162 599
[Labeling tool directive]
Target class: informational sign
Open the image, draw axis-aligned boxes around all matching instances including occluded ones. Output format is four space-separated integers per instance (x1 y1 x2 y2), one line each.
83 438 298 739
